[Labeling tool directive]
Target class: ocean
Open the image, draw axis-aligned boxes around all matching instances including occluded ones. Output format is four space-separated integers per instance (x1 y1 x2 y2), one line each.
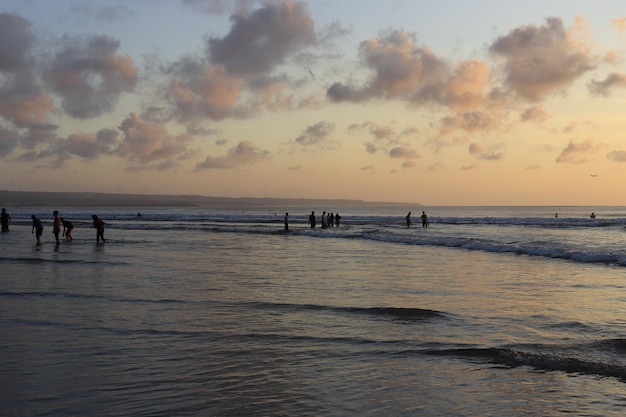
1 205 626 416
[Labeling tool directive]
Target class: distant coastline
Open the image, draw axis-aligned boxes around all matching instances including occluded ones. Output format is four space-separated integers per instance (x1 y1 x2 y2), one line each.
0 190 419 209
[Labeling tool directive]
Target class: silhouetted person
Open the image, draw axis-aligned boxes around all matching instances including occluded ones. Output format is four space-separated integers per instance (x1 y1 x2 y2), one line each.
92 214 106 243
1 208 10 232
335 213 341 227
421 211 429 228
406 212 412 228
309 211 316 228
31 215 43 245
60 217 74 241
284 212 289 231
322 211 327 228
53 210 61 245
555 213 558 218
590 212 596 219
329 213 334 227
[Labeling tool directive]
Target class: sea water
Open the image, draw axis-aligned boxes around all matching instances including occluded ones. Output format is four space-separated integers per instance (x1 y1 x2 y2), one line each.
1 206 626 416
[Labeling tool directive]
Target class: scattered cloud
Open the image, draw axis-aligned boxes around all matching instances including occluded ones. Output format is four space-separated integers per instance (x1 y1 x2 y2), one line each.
389 146 418 159
469 142 505 160
556 139 604 163
489 17 595 101
427 161 445 171
520 105 550 123
587 72 626 96
607 150 626 162
612 17 626 34
44 35 138 119
207 1 316 76
116 113 193 164
68 3 133 23
196 140 270 169
294 120 337 149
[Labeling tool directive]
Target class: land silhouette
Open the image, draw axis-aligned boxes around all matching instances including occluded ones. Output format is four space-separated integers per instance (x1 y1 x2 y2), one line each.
0 190 419 209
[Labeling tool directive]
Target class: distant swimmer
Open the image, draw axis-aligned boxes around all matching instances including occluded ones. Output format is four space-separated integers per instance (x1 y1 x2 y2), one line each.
421 211 429 228
555 213 558 218
31 215 43 245
590 212 596 219
60 217 74 241
406 212 412 228
92 214 106 243
309 211 316 229
1 208 10 232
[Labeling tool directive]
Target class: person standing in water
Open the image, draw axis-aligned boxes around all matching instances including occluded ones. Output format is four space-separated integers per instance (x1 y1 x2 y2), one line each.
335 213 341 227
92 214 106 243
406 212 412 228
31 215 43 245
309 211 316 228
53 210 61 245
284 212 289 231
1 208 10 232
60 217 74 241
421 211 429 228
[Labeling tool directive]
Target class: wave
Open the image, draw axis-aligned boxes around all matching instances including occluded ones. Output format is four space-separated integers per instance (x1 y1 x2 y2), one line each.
243 301 449 320
424 345 626 382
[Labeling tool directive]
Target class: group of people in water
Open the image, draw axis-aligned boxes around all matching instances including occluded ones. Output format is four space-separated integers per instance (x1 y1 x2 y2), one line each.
306 211 342 229
1 208 106 245
406 211 429 228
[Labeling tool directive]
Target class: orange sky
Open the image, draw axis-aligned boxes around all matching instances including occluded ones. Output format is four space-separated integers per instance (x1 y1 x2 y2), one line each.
1 1 625 205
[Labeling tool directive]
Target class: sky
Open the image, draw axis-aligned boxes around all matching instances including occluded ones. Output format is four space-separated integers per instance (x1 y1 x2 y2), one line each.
1 0 626 205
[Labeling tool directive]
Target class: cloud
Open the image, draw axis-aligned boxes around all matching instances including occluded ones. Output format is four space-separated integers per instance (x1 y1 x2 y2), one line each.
44 35 138 119
116 113 193 164
389 146 418 159
327 29 448 104
348 121 420 155
469 142 505 160
0 13 58 132
0 126 20 157
68 3 133 23
165 58 246 121
445 60 491 110
613 17 626 34
439 111 497 136
587 72 626 96
427 161 445 171
207 1 316 76
0 90 57 130
520 105 550 123
607 150 626 162
360 164 375 174
294 120 337 148
196 140 270 169
0 12 34 72
62 128 119 159
489 17 595 101
556 139 604 163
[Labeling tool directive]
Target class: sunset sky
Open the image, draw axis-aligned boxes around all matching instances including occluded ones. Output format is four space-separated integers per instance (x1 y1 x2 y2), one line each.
1 0 625 205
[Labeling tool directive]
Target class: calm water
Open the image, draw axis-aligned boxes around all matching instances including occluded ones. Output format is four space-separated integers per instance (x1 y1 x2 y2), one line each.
1 205 626 416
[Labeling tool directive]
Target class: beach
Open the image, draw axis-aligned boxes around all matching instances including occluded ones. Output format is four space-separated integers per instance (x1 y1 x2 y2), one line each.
1 205 626 416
